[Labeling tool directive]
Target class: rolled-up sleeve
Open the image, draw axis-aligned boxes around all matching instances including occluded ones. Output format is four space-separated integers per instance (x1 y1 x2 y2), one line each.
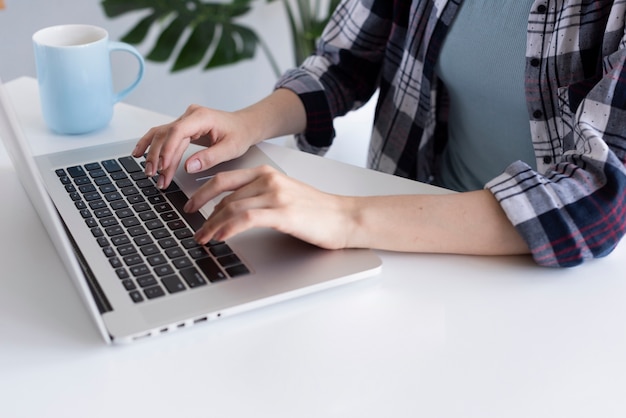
274 0 391 154
487 43 626 267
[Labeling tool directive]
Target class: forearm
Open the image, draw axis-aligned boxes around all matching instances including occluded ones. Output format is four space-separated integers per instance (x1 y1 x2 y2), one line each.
346 189 530 256
234 88 307 144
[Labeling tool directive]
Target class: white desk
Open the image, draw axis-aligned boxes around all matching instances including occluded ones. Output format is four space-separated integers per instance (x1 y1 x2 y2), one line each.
1 77 625 418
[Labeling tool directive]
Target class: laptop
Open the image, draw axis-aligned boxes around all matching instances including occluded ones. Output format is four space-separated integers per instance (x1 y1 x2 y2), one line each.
0 77 382 344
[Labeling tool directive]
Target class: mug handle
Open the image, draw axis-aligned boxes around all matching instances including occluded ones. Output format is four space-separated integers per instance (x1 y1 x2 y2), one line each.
108 41 145 103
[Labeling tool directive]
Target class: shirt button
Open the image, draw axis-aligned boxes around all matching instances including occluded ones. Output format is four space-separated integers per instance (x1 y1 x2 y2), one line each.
533 109 543 119
537 4 547 13
543 156 552 164
530 58 541 67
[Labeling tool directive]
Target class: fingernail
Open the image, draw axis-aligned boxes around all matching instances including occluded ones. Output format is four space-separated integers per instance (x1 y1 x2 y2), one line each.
187 159 201 173
183 200 192 212
157 176 165 189
132 145 139 157
145 161 153 176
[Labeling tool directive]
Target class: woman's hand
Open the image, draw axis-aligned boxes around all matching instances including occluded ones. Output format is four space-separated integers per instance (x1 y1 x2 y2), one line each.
133 104 256 190
182 164 530 256
132 89 307 190
185 165 356 250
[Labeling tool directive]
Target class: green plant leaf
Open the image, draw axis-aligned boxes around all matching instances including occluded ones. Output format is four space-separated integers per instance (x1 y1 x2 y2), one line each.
205 23 258 69
172 21 216 72
146 15 189 62
101 0 153 18
102 0 340 75
121 13 159 44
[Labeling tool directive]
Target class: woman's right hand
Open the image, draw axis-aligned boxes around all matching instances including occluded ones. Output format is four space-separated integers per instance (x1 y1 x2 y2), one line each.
132 104 257 190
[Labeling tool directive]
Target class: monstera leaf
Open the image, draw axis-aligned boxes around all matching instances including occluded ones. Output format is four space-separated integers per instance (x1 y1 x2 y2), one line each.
102 0 260 72
102 0 341 75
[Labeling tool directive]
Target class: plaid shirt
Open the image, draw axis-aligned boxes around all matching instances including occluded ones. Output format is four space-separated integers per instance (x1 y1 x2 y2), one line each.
275 0 626 267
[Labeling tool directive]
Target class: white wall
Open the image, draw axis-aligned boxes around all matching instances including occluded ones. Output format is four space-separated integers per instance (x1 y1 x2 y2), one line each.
0 0 373 167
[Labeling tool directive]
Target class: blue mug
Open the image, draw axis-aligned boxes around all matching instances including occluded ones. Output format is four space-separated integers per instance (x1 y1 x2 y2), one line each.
33 24 144 135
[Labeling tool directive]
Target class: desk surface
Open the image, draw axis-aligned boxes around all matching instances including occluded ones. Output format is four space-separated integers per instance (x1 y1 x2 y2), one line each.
1 77 626 418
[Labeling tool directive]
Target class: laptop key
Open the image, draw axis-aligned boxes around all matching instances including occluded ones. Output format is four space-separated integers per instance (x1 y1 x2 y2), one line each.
226 264 250 277
161 275 186 294
147 254 167 266
196 258 227 282
172 256 192 269
111 171 128 181
111 200 129 210
109 257 122 269
188 248 208 260
131 172 148 181
217 254 242 268
104 192 123 202
122 217 141 228
181 238 200 249
180 267 208 288
165 190 206 231
154 265 174 277
94 208 113 218
174 228 193 239
134 235 154 247
123 254 143 266
130 264 150 277
128 226 147 237
121 279 136 291
84 162 101 171
83 192 101 201
165 246 184 259
117 244 137 256
115 267 129 280
94 177 112 186
67 165 86 178
111 235 131 246
129 290 144 303
89 169 107 178
116 179 133 188
209 243 233 257
78 183 95 192
139 244 160 257
74 177 91 187
102 159 122 173
144 285 166 300
118 156 143 173
137 274 157 288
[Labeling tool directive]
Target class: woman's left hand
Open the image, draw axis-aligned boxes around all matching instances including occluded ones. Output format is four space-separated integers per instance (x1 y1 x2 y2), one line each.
185 165 355 249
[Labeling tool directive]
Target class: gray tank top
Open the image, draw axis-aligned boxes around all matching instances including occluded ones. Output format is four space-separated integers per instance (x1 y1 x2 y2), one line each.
435 0 536 192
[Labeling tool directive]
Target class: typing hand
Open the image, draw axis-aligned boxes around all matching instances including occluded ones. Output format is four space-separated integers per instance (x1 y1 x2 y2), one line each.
184 165 354 250
133 104 255 189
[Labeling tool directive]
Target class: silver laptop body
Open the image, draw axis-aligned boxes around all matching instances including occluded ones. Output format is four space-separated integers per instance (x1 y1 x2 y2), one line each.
0 78 382 344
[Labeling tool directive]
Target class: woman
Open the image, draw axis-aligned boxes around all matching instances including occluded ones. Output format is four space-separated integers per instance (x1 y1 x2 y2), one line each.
133 0 626 267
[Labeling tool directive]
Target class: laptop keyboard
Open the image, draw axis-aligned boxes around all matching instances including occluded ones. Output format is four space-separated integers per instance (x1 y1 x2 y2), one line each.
55 155 250 304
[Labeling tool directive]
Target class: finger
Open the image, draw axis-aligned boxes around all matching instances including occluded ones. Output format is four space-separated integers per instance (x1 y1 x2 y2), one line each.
195 199 277 244
184 135 247 174
155 138 191 189
133 126 161 158
142 106 210 176
143 128 168 177
184 166 275 213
